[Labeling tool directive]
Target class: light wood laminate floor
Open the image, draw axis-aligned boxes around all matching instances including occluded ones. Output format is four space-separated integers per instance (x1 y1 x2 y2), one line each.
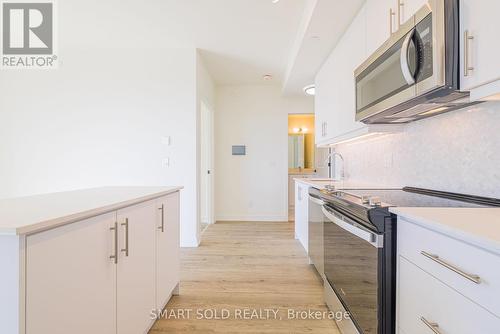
149 221 340 334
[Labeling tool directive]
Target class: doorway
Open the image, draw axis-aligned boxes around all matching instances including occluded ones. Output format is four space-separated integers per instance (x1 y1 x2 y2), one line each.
200 101 214 233
287 114 329 222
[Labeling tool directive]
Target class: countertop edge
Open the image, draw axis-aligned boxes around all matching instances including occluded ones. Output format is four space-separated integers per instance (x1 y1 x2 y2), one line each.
390 207 500 256
2 187 183 236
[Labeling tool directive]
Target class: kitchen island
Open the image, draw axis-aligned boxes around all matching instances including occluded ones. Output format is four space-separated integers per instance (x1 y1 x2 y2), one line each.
0 186 182 334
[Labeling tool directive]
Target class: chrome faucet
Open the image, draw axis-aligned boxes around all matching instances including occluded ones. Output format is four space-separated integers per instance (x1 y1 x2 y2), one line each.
325 152 345 181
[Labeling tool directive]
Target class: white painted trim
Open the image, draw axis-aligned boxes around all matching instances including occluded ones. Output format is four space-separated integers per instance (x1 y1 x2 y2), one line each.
180 236 200 248
216 215 288 222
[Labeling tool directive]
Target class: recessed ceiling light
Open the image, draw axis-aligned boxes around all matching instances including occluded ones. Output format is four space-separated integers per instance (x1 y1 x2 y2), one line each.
271 0 280 3
263 74 273 81
304 84 315 96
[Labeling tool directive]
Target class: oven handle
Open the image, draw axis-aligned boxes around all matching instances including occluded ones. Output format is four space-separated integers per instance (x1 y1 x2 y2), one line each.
322 206 384 248
309 195 325 206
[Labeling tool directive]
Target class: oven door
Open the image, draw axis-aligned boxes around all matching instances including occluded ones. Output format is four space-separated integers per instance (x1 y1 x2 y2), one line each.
323 205 383 334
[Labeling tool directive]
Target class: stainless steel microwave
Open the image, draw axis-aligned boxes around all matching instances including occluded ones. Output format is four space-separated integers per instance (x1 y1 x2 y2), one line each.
355 0 480 124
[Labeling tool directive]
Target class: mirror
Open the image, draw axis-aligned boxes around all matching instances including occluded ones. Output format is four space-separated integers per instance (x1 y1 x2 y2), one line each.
288 134 315 169
288 134 305 168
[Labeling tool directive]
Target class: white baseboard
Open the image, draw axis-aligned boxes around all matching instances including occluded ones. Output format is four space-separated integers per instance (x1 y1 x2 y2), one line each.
215 215 288 222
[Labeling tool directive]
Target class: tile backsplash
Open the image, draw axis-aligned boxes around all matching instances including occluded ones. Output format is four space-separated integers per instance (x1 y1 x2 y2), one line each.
336 102 500 198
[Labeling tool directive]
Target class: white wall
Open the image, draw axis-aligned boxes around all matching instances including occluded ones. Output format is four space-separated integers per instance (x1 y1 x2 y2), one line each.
335 103 500 198
215 85 313 221
0 0 210 247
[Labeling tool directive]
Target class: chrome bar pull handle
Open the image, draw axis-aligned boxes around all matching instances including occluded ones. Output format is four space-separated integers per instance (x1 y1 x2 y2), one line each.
389 8 396 34
421 251 481 284
397 0 404 27
420 317 442 334
464 30 474 76
121 218 129 256
109 222 118 264
158 204 165 232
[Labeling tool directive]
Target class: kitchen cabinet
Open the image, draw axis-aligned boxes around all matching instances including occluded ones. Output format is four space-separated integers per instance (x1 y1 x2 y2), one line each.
315 5 367 145
26 213 117 334
294 180 309 252
289 173 316 209
460 0 500 99
156 192 180 310
116 201 157 334
366 0 427 56
366 0 395 55
396 215 500 333
1 187 182 334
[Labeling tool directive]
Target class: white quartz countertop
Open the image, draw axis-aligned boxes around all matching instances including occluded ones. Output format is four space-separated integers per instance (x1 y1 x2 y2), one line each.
390 207 500 255
0 186 183 236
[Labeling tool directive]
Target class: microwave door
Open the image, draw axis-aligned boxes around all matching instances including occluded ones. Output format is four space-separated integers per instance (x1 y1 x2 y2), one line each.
355 25 418 122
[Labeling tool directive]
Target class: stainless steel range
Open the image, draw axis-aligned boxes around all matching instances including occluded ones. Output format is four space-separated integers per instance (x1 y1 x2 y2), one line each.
318 187 500 334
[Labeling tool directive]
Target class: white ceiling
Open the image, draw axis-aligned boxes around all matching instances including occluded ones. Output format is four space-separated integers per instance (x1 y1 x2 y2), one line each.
62 0 362 91
282 0 366 95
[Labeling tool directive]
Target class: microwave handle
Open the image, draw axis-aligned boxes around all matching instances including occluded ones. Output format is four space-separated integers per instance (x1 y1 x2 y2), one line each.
322 206 383 248
401 28 416 85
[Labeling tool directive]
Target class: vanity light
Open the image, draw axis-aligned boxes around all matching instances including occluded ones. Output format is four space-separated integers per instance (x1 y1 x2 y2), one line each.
304 84 315 96
292 128 308 133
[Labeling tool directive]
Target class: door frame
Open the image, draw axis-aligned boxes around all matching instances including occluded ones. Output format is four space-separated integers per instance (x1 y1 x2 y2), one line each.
200 100 215 228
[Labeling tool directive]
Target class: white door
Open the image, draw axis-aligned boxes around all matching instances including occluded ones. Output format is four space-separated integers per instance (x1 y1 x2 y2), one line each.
460 0 500 90
116 201 156 334
156 192 180 310
26 213 117 334
200 101 214 228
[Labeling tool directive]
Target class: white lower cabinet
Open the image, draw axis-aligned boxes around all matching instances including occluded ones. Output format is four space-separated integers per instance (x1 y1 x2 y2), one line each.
116 201 157 334
156 193 180 310
397 218 500 334
26 213 117 334
24 192 180 334
398 256 500 334
294 181 309 252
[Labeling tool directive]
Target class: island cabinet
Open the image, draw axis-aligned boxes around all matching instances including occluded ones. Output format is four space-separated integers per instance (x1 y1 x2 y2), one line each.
0 187 181 334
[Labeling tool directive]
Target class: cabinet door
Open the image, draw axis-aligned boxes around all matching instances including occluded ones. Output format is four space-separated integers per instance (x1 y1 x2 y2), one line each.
116 201 156 334
156 192 180 310
294 183 309 252
26 213 117 334
329 5 367 139
460 0 500 91
366 0 396 55
401 0 428 24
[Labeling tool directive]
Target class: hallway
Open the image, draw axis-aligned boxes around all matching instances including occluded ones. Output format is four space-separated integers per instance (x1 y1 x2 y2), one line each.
149 221 339 333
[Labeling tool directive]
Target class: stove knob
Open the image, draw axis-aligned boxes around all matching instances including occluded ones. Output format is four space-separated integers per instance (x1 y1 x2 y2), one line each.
369 196 382 207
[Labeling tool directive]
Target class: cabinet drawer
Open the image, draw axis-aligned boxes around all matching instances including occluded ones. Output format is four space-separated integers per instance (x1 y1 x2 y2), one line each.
398 257 500 334
398 219 500 317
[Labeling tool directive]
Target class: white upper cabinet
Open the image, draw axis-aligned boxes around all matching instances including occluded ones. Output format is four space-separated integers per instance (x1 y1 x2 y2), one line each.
366 0 396 55
366 0 428 56
460 0 500 98
315 5 367 145
399 0 429 25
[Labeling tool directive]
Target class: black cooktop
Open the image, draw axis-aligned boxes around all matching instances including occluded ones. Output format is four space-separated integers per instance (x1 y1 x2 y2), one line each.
335 187 498 208
317 187 500 233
